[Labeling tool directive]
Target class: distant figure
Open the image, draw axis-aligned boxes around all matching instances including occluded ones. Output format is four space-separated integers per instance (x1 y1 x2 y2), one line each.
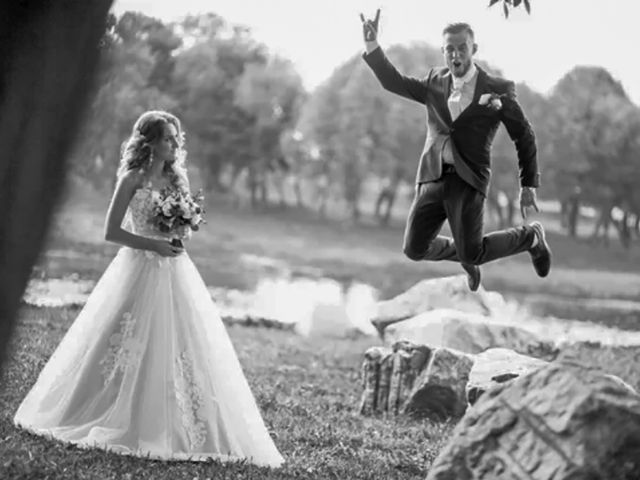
14 111 284 467
359 10 551 291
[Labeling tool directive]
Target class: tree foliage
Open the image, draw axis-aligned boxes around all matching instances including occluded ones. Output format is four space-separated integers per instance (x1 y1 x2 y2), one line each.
297 43 441 219
69 7 639 245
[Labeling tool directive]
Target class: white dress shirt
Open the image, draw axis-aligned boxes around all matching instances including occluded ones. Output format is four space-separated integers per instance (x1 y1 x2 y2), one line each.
442 63 478 165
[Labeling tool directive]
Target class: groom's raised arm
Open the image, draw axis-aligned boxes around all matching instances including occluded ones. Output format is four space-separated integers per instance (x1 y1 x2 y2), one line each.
360 10 430 104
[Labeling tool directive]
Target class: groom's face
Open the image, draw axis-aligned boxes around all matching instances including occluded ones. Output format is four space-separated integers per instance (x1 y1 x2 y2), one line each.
442 31 477 78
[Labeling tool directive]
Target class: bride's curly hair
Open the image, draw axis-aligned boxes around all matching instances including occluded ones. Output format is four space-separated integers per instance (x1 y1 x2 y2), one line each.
117 110 189 190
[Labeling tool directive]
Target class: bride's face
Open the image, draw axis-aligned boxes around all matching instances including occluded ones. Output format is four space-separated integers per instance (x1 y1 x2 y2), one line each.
153 123 180 165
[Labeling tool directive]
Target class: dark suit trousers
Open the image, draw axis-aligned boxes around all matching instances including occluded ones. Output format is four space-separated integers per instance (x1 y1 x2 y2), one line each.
403 171 534 265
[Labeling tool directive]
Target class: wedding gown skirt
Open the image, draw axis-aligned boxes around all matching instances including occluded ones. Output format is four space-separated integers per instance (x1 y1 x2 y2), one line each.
14 246 284 466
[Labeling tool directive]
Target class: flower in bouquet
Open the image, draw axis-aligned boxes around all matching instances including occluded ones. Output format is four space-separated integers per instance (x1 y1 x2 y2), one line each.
150 188 206 236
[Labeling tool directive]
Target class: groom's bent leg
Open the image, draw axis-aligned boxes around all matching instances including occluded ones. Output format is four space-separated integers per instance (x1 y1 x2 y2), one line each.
403 181 456 261
445 175 534 265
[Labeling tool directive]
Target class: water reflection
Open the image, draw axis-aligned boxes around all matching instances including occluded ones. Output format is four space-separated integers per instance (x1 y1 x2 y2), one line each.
20 275 640 344
23 275 379 336
480 298 640 347
250 277 379 336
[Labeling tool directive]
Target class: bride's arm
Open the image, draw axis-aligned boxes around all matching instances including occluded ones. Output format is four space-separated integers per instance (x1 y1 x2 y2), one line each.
104 170 174 255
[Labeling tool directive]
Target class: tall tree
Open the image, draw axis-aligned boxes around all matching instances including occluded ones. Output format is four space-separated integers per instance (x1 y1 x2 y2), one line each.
71 11 180 188
0 0 113 373
171 14 266 191
234 55 306 206
297 42 441 221
550 66 640 246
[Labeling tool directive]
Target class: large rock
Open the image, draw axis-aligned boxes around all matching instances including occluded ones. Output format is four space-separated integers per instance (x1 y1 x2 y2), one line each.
385 309 558 360
426 361 640 480
403 346 474 420
359 341 474 420
370 276 497 335
359 346 391 415
465 348 548 405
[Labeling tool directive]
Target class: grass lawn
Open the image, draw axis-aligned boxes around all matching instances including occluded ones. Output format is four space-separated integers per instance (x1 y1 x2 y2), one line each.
1 188 639 479
2 308 639 479
1 306 454 480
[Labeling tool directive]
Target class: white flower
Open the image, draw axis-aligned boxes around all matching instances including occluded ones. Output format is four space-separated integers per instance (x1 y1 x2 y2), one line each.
162 202 173 216
179 200 192 218
479 93 503 110
479 93 492 105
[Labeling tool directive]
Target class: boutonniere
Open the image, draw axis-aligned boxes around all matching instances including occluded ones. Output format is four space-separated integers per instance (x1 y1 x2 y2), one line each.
479 93 504 111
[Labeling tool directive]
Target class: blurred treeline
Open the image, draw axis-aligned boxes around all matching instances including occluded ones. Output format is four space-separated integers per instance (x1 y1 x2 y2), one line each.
70 11 640 246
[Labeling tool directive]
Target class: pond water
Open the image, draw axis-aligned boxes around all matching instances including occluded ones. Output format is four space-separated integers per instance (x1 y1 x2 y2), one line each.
511 292 640 332
209 277 379 336
22 274 640 345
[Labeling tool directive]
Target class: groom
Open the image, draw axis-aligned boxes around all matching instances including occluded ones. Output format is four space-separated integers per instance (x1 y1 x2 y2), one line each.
359 10 551 291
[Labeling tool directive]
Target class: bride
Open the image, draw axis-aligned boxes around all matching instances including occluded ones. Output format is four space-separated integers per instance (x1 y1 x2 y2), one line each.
14 110 284 467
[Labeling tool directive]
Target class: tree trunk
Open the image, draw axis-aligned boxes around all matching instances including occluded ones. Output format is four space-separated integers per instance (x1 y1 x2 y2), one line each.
350 199 361 222
615 210 631 249
204 155 224 191
258 170 268 206
0 0 113 370
382 191 396 226
567 198 580 238
293 176 305 209
590 206 612 247
247 164 258 208
247 162 269 209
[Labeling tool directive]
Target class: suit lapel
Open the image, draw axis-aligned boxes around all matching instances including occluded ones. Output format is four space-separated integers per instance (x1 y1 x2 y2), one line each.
441 71 453 125
471 66 487 106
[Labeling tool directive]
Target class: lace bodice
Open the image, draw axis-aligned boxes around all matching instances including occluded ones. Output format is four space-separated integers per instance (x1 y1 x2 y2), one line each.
124 183 172 241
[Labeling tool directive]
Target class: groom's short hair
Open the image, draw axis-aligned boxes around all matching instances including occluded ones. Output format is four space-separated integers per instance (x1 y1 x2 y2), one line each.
442 22 475 40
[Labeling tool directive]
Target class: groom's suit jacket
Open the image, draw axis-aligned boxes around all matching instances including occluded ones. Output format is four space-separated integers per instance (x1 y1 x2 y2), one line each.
363 47 539 196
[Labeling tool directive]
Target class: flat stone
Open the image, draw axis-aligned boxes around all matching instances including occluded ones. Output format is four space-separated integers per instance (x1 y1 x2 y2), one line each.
385 309 558 360
370 276 495 336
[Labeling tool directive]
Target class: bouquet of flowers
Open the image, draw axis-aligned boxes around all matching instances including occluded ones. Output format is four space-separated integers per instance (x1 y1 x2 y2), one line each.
150 188 205 246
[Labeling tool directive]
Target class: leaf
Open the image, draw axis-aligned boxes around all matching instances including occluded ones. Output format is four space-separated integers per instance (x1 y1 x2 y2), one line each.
524 0 531 13
514 0 522 6
489 0 500 6
503 2 510 17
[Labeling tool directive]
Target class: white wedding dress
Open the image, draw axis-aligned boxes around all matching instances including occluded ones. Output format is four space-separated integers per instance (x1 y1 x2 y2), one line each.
14 183 284 467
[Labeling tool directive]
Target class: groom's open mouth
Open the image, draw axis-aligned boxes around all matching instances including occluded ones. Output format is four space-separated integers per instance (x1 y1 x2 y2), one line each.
453 61 462 69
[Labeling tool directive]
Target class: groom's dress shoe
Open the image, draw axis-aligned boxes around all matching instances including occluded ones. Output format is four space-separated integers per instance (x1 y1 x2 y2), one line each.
528 221 551 277
462 263 481 292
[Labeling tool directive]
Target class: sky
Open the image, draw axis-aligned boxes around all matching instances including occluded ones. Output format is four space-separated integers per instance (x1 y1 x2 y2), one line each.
112 0 640 105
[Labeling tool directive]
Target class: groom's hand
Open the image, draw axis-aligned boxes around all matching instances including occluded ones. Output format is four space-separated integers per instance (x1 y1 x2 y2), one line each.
520 186 540 219
359 8 381 42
